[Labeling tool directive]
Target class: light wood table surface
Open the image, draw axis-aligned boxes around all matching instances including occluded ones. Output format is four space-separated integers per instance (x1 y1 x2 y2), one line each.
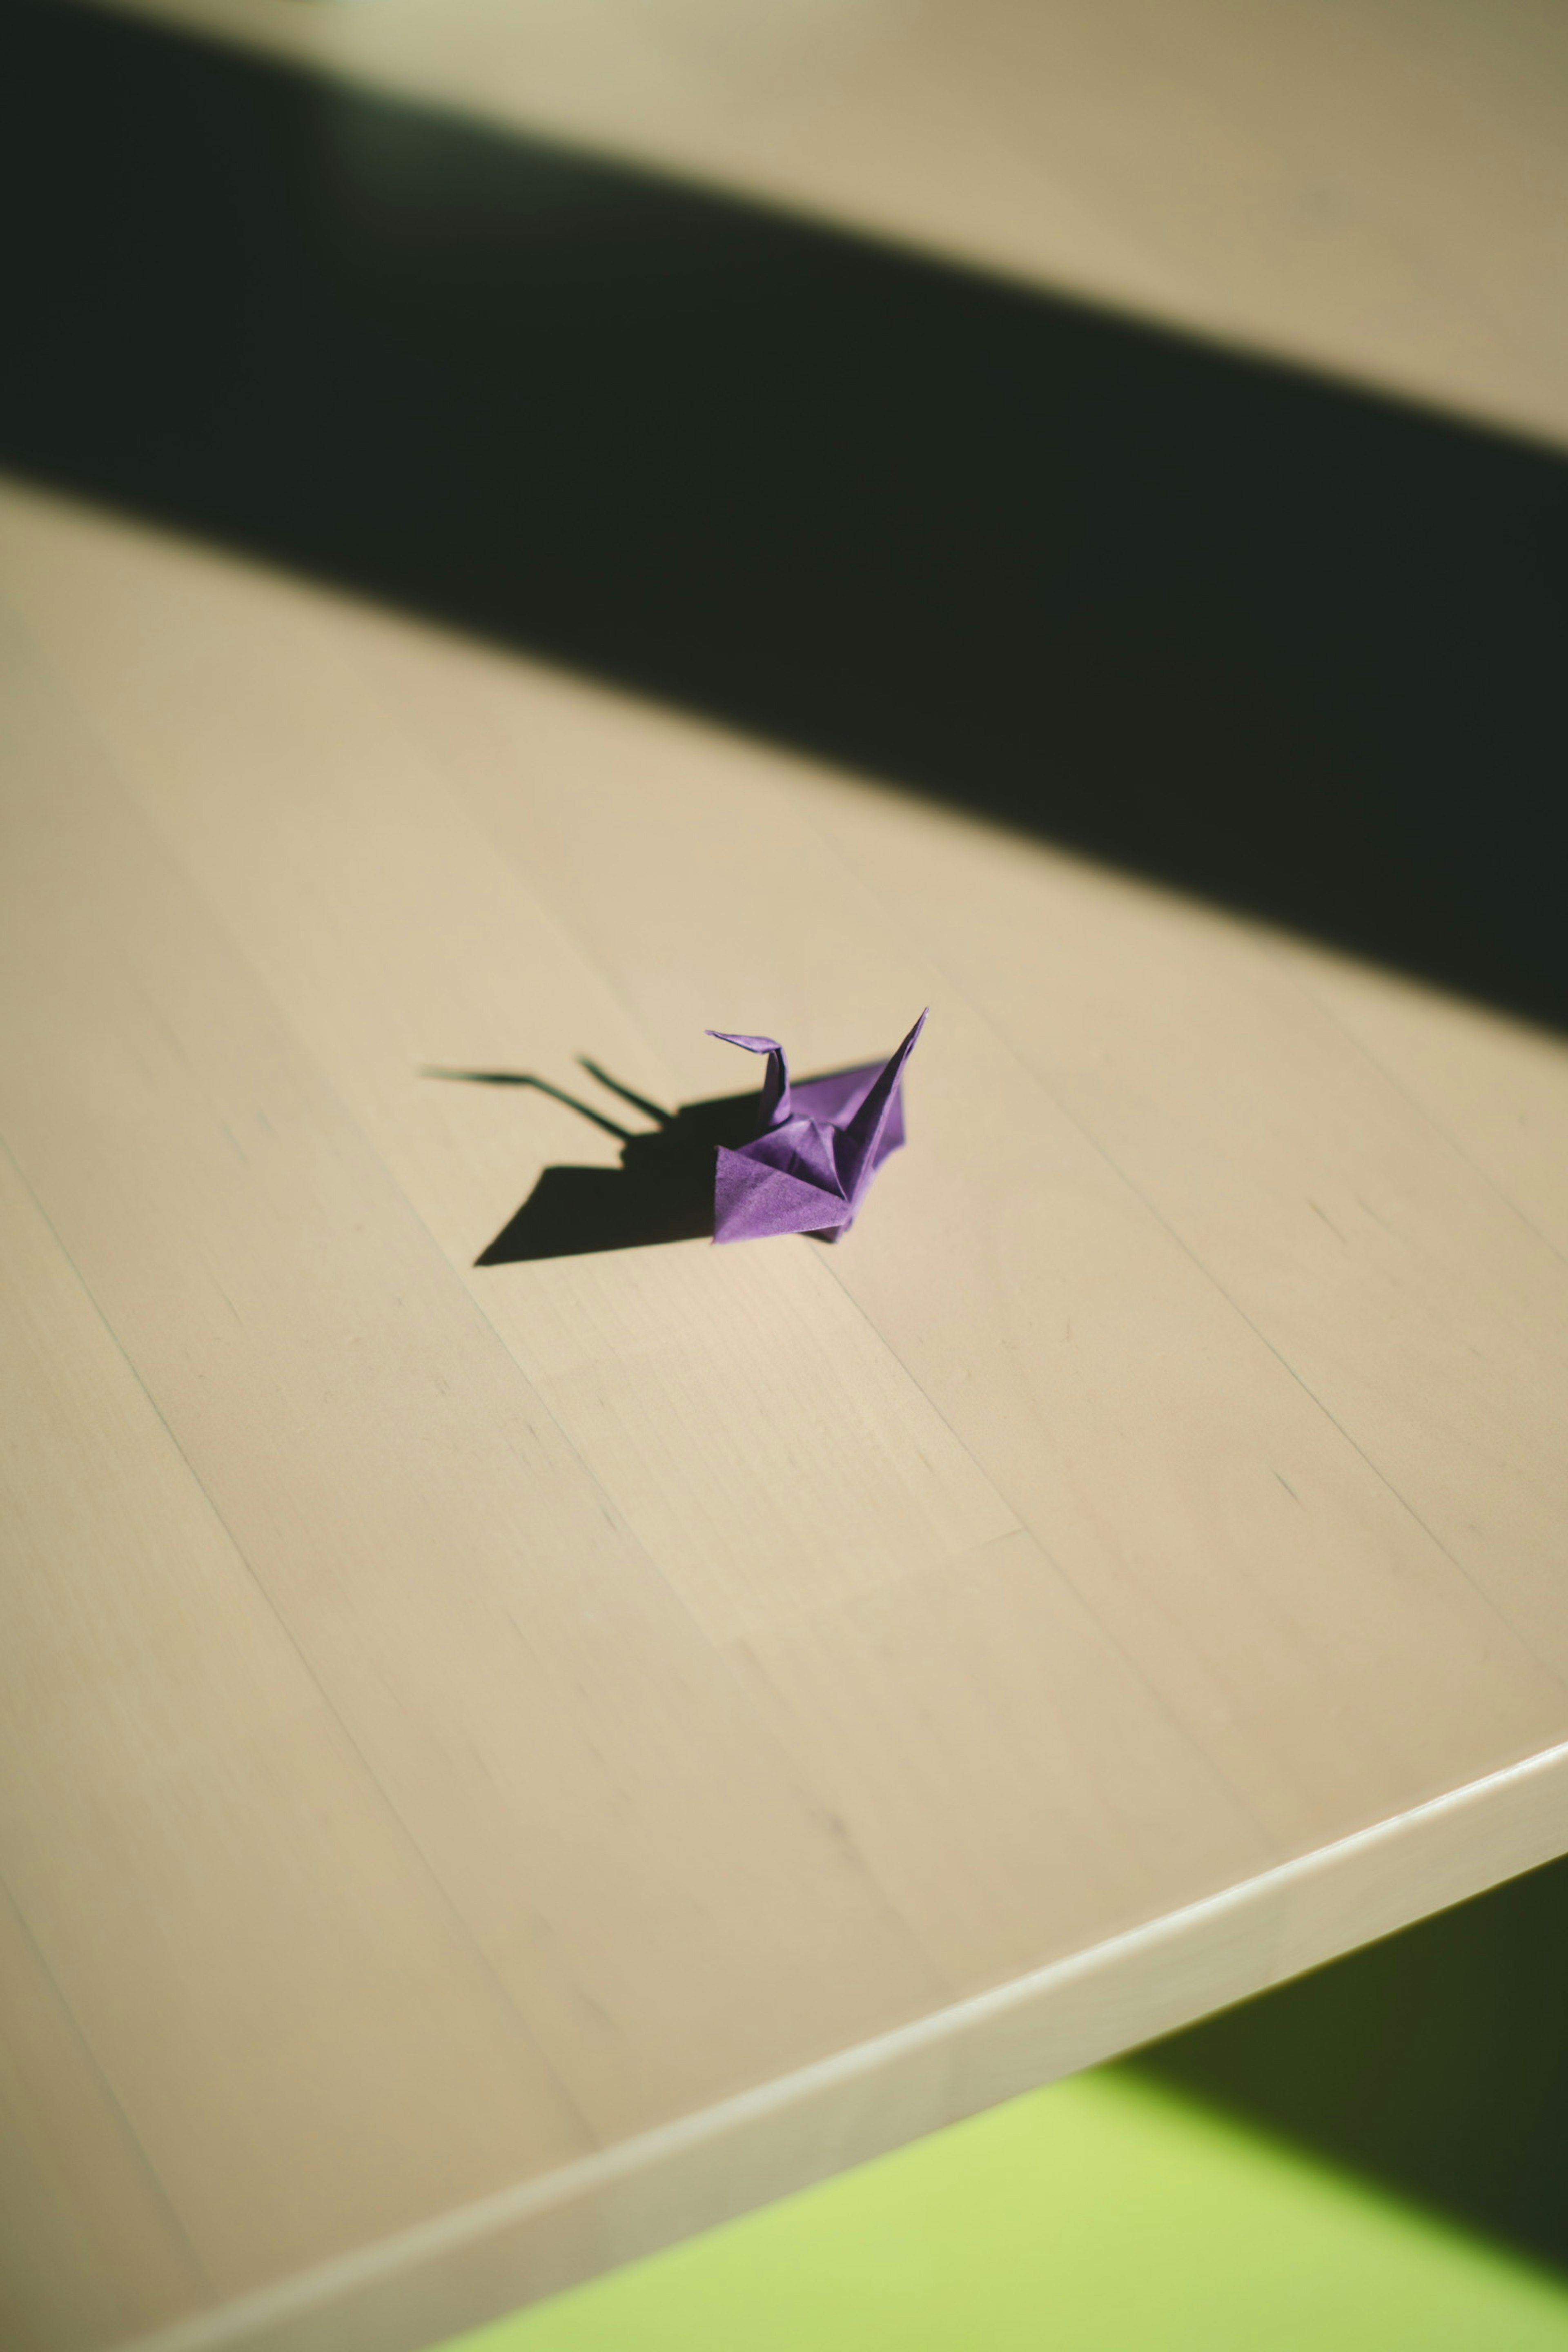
5 471 1568 2352
6 7 1568 2352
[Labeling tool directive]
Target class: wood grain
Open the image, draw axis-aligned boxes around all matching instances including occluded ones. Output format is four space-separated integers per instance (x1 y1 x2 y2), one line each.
2 466 1566 2352
0 1870 203 2352
0 999 594 2293
0 586 949 2160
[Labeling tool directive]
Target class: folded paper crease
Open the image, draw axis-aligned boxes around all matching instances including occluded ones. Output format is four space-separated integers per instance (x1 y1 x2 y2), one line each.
708 1011 927 1243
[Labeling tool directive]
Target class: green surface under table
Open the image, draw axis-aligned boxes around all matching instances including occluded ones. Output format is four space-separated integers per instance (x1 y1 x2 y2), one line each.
443 1857 1568 2352
441 2073 1566 2352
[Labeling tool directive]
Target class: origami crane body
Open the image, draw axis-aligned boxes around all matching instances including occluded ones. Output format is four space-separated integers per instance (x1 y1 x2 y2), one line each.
708 1011 928 1243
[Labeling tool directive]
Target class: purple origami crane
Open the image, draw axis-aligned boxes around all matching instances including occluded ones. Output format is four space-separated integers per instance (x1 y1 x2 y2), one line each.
707 1011 927 1243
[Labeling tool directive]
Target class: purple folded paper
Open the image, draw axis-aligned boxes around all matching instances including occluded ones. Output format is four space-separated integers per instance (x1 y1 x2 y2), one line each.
707 1011 927 1244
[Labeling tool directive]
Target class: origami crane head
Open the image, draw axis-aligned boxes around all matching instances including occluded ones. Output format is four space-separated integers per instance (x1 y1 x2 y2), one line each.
707 1011 928 1243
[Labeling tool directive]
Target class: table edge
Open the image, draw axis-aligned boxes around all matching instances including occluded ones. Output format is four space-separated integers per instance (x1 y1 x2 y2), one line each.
115 1737 1568 2352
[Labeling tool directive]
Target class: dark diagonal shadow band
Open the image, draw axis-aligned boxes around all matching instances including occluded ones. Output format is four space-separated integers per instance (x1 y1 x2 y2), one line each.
3 0 1566 1027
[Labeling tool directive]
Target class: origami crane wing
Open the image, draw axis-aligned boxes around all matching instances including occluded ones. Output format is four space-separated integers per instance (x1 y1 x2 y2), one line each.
707 1011 927 1243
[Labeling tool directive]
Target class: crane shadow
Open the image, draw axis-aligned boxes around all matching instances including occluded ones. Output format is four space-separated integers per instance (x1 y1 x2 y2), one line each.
428 1059 848 1262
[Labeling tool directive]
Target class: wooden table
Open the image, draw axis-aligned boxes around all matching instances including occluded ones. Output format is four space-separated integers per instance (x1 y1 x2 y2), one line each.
4 7 1568 2352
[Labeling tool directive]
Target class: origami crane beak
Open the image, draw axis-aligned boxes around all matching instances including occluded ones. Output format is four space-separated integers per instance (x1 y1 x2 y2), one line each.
704 1029 791 1127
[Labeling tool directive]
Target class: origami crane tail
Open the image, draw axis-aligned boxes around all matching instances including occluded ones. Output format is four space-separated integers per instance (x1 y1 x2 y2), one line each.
834 1010 929 1197
706 1029 791 1127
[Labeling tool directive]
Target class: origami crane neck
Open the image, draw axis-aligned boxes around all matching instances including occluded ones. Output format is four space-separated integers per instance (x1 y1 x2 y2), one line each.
704 1031 792 1127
